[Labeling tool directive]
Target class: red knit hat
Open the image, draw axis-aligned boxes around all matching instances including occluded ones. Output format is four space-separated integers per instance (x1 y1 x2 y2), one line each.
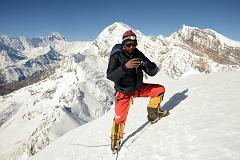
122 30 137 45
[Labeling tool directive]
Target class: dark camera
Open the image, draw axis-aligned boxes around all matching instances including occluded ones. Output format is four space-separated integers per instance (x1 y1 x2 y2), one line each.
138 58 143 65
138 59 146 66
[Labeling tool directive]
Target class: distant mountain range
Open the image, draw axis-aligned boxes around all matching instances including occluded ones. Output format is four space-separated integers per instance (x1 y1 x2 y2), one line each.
1 22 239 89
1 22 240 94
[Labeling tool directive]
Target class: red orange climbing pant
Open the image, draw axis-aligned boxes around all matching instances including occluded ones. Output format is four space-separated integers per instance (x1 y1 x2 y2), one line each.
111 83 165 141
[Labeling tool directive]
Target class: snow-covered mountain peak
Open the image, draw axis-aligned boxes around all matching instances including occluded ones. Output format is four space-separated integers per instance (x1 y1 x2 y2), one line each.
181 24 199 33
203 28 240 47
93 22 163 59
47 32 65 41
110 22 133 31
95 22 136 44
173 25 240 48
166 24 240 66
93 22 134 58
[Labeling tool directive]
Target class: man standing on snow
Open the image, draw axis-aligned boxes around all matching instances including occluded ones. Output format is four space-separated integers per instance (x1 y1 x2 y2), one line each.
107 30 169 152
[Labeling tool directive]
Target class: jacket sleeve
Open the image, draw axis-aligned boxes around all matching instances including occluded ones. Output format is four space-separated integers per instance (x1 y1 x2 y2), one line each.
107 54 127 82
139 52 159 76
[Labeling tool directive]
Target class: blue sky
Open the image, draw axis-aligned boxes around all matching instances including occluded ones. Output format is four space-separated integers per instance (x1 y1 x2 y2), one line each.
0 0 239 41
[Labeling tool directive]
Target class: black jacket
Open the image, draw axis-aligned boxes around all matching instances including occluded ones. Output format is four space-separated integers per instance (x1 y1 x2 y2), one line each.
107 44 158 94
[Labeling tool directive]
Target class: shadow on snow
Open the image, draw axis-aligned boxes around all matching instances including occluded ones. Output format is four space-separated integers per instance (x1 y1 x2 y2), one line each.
120 89 188 149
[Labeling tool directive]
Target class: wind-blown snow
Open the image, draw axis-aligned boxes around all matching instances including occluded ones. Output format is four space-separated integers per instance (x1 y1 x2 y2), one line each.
29 71 240 160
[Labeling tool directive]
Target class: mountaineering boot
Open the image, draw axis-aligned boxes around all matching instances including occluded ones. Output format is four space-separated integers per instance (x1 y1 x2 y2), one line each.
147 107 169 124
111 138 121 154
111 122 124 153
147 93 169 123
158 107 169 117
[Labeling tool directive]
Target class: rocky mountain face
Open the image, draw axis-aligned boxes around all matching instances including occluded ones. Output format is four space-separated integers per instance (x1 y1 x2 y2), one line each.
0 22 239 160
0 48 63 95
167 25 240 65
0 49 62 95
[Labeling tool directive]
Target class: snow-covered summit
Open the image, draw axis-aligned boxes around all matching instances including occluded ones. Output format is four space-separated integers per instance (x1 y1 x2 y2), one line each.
47 32 66 41
93 22 136 58
94 22 163 59
171 24 240 48
29 71 240 160
204 28 240 47
166 24 240 66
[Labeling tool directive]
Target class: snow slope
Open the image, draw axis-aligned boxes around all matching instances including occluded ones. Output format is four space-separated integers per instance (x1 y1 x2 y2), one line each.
0 52 113 159
29 71 240 160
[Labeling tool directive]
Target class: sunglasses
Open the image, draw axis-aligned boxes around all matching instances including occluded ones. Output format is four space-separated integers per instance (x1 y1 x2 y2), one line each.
125 43 137 48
